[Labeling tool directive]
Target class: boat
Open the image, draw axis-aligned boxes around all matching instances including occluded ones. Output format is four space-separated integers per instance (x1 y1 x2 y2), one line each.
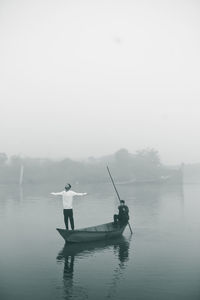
56 222 127 243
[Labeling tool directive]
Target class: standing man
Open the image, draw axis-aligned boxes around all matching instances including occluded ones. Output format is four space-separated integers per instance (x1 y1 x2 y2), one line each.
51 183 87 230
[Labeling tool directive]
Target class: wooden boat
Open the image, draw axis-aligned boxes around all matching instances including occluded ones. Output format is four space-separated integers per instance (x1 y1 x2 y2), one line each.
56 222 127 243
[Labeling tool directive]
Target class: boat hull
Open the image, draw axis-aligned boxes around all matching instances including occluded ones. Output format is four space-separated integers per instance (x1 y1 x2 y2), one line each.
57 222 126 243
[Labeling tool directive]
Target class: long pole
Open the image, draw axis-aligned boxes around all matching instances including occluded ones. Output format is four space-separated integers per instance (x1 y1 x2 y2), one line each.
107 166 133 234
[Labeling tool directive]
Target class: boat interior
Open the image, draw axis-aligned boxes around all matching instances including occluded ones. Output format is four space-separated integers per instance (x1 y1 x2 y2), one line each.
79 222 119 232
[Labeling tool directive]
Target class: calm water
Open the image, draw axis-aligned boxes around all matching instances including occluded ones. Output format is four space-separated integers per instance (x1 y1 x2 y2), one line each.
0 183 200 300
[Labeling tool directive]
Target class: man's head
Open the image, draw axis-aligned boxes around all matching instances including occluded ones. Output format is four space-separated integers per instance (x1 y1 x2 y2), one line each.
65 183 71 191
120 200 125 205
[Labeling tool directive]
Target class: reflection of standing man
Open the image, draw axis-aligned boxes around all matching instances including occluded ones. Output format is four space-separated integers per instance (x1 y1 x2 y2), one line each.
51 184 87 230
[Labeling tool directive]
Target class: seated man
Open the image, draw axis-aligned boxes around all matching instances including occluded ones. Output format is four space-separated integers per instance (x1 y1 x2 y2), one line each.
114 200 129 226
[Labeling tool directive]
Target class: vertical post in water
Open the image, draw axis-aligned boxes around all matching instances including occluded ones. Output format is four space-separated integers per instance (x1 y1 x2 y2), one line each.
19 164 24 185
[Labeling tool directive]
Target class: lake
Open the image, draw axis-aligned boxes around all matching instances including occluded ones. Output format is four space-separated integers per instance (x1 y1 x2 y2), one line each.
0 183 200 300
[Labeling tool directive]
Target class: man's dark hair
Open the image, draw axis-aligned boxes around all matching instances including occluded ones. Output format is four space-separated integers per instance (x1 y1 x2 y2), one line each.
65 183 71 190
120 200 125 204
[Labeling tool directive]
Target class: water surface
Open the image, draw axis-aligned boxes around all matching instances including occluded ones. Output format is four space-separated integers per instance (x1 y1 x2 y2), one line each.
0 183 200 299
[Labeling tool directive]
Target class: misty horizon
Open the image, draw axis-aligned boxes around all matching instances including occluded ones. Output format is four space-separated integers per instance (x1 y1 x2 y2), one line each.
0 147 197 167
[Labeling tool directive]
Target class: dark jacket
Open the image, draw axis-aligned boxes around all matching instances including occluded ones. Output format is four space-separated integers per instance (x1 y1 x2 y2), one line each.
118 205 129 223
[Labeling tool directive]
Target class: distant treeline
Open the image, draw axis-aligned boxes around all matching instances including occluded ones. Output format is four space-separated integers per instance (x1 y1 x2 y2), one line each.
0 149 183 184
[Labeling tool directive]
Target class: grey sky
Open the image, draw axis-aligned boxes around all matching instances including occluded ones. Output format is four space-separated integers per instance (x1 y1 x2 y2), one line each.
0 0 200 164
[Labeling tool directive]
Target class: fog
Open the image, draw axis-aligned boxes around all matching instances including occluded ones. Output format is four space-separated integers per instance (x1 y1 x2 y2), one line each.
1 0 200 164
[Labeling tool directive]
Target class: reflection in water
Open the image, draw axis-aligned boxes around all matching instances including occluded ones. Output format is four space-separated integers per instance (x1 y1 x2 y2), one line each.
180 185 185 217
19 186 23 202
63 255 74 280
57 236 131 300
107 236 131 299
57 247 80 300
62 255 78 300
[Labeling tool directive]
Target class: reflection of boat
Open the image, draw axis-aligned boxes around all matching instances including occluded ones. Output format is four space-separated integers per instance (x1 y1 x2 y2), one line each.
56 236 131 300
57 222 127 243
57 235 130 259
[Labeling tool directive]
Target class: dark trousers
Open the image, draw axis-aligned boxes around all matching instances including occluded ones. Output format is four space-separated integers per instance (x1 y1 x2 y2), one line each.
114 214 128 226
63 209 74 230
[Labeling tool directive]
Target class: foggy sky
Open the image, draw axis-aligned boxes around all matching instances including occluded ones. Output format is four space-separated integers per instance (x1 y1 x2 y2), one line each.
0 0 200 164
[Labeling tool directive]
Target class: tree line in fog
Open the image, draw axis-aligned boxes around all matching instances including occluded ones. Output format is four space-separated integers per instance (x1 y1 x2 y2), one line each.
0 149 183 184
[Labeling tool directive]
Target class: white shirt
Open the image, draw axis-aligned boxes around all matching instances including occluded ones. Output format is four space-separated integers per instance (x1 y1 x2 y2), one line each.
51 190 87 209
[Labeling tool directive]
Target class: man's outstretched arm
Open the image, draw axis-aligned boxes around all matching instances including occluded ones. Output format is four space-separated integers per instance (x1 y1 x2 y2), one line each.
50 192 63 196
73 192 87 196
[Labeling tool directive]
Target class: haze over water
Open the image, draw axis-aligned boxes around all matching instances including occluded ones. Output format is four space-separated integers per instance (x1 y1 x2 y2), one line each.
0 183 200 300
